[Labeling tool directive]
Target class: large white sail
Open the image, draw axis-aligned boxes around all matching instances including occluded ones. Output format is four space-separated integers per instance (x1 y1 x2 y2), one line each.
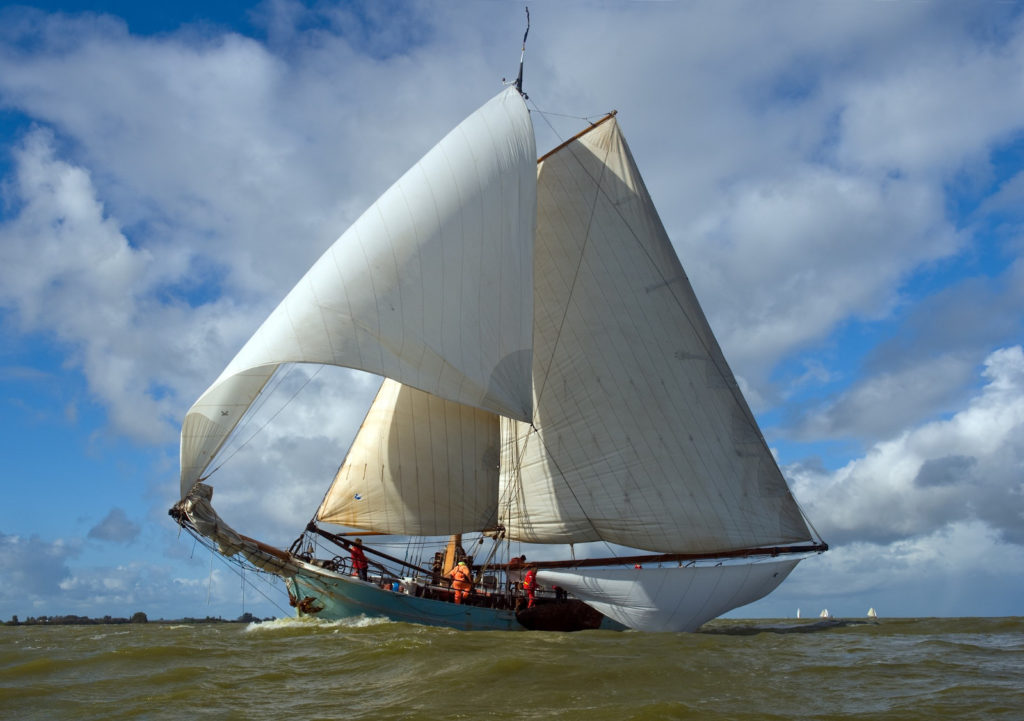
538 559 800 632
500 117 812 553
180 367 277 495
317 378 500 535
179 87 536 496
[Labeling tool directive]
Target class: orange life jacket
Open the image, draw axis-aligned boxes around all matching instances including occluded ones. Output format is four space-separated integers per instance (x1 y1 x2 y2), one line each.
450 566 473 590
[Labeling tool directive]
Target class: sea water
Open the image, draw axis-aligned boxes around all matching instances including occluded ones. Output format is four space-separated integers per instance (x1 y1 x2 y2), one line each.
1 617 1021 720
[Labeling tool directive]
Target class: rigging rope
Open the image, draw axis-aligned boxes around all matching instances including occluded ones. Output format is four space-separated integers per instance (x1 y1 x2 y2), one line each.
187 527 293 617
204 364 325 480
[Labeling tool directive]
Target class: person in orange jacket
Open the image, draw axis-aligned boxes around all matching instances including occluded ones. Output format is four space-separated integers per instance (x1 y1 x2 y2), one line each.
448 561 474 604
523 567 538 608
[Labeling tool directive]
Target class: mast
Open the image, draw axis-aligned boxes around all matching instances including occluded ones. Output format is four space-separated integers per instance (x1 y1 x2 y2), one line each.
442 534 463 577
513 6 530 98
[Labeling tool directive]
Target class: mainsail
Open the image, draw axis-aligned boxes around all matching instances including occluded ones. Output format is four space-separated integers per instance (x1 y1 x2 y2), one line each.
174 84 825 633
500 114 812 554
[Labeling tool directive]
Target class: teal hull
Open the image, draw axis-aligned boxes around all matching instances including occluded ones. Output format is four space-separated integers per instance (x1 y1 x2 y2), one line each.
286 563 524 631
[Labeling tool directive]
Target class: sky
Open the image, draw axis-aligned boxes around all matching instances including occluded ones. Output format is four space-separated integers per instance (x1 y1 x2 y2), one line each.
1 0 1022 623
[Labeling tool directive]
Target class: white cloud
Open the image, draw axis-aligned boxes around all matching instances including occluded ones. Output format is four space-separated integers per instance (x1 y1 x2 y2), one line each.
768 519 1024 618
0 532 80 605
836 20 1024 177
2 2 1020 443
87 508 141 544
792 346 1024 547
793 353 978 441
688 168 960 377
53 560 283 619
0 129 252 443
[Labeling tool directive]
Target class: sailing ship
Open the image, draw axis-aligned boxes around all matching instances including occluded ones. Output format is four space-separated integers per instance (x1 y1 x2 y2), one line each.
170 67 826 632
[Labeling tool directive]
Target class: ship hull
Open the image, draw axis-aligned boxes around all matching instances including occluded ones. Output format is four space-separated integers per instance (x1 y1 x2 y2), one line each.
286 561 526 631
282 558 796 632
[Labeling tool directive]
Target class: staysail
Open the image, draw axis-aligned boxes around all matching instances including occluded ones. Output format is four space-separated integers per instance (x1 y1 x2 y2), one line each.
317 378 501 536
499 115 812 554
179 88 536 496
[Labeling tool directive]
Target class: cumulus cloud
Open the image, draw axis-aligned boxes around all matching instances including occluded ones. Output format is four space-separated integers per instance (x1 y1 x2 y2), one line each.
88 508 141 544
0 532 79 605
791 353 978 442
777 520 1024 617
689 169 960 378
0 129 183 442
791 346 1024 547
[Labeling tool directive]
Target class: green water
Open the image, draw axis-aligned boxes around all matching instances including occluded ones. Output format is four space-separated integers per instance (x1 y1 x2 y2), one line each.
1 617 1021 720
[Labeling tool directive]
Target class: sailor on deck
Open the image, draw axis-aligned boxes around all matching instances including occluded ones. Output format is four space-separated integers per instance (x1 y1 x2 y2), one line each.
523 567 538 608
350 538 369 582
448 561 474 604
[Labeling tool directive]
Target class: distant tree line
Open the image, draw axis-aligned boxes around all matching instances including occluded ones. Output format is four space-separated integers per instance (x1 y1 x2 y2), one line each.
5 611 273 626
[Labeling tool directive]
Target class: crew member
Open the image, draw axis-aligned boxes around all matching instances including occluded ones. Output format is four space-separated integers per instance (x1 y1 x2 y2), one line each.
448 560 474 604
350 538 369 582
523 567 538 608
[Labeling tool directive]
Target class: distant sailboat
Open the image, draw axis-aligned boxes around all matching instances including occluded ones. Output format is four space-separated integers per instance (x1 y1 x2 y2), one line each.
820 609 831 618
867 607 878 619
168 29 827 633
796 608 801 619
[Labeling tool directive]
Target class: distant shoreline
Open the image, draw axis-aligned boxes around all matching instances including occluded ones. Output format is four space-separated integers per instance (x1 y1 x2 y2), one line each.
3 612 275 626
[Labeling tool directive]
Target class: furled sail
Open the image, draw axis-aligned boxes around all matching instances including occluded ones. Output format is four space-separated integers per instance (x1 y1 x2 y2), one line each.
179 87 536 496
316 378 500 535
500 116 812 553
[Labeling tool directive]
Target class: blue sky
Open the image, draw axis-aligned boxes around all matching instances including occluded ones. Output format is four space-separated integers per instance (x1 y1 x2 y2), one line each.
1 0 1023 622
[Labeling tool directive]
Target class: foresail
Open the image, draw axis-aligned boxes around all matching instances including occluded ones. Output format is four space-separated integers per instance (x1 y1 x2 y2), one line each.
179 366 277 497
179 87 536 495
500 117 812 553
316 379 500 535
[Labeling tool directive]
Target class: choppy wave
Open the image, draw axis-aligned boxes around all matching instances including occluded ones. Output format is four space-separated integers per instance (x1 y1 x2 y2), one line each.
1 617 1020 721
244 613 395 634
